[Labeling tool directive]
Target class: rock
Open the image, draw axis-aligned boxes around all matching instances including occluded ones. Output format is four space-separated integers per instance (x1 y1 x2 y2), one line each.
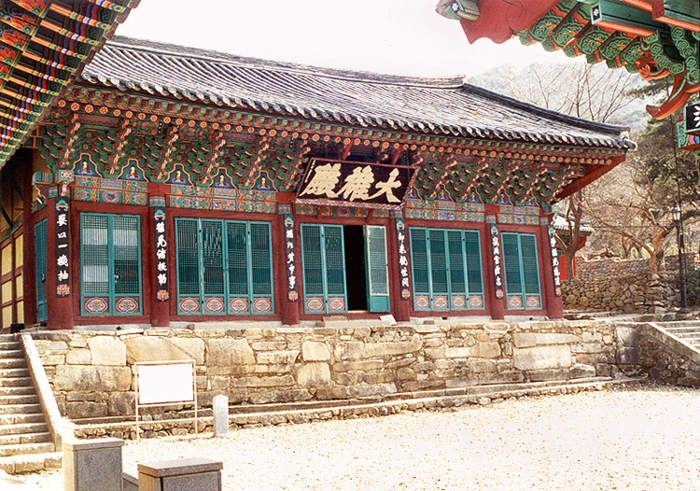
55 365 132 391
207 339 255 366
88 336 126 366
256 350 299 365
335 342 365 361
349 383 397 399
66 401 109 419
363 336 422 358
445 341 500 359
301 341 331 362
125 337 205 365
108 392 135 416
296 363 331 387
513 345 572 371
570 363 596 379
66 348 91 365
512 333 580 348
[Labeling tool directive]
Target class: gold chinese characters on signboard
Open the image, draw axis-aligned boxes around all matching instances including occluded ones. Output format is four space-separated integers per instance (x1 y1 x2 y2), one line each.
296 158 415 209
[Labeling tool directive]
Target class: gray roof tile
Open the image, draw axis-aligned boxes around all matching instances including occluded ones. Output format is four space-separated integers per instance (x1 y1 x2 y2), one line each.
80 36 635 150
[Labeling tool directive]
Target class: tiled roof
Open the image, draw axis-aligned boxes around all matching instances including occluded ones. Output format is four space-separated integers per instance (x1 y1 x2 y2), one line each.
80 36 636 150
0 0 139 169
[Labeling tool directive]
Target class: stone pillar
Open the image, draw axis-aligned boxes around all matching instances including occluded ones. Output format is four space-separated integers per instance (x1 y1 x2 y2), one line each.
138 458 223 491
63 438 124 491
212 395 228 437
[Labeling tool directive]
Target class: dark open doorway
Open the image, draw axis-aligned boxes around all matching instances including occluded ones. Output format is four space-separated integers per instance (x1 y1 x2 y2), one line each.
343 225 367 311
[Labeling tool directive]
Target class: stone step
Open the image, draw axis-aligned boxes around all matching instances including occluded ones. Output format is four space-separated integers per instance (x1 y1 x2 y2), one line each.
664 327 700 335
0 432 51 446
0 369 29 379
0 451 61 474
0 443 55 458
0 423 48 437
0 387 35 398
0 395 38 406
0 359 27 370
0 378 32 389
0 343 21 353
0 350 23 360
0 414 45 426
0 404 42 415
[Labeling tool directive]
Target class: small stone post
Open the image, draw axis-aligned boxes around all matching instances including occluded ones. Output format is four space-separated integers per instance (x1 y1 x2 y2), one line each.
213 395 229 437
63 438 124 491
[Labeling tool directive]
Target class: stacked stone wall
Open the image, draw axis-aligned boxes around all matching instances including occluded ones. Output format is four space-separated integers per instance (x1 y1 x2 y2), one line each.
32 320 621 422
562 272 680 313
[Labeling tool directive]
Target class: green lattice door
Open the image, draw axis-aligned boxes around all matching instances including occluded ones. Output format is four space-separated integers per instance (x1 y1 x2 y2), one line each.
301 224 347 314
81 214 142 315
34 219 47 322
501 232 542 310
409 228 484 311
175 218 273 315
365 225 389 312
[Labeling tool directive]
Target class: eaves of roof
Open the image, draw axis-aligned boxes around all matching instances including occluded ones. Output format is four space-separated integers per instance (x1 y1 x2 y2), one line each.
79 36 637 151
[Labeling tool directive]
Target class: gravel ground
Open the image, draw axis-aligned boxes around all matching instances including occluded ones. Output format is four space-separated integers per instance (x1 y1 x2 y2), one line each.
21 385 700 490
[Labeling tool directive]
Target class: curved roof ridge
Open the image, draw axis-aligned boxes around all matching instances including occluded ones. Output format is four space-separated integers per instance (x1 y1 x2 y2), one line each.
462 82 631 136
106 36 466 89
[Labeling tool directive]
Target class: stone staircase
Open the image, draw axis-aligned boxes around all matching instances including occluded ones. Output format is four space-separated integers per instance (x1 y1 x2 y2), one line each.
659 321 700 350
0 335 55 471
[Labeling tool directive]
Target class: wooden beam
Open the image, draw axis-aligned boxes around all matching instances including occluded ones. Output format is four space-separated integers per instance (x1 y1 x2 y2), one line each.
555 155 625 200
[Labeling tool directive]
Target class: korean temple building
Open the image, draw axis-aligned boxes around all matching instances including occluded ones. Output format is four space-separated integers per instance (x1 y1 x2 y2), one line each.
0 35 637 331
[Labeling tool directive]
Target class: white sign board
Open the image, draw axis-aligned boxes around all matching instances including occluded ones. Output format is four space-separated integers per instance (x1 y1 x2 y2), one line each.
137 361 194 405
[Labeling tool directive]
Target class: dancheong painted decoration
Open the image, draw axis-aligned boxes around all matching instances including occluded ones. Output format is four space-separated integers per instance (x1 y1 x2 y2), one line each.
437 0 699 120
1 34 638 330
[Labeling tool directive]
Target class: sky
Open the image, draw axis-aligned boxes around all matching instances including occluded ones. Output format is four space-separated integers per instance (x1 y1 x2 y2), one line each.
115 0 575 78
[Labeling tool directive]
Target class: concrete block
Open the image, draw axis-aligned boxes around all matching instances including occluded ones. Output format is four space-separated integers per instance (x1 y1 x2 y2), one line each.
138 458 222 491
63 438 124 491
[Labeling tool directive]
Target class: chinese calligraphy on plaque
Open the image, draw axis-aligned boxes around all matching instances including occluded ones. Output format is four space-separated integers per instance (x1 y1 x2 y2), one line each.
56 199 70 296
154 208 169 301
284 216 298 302
395 219 411 299
490 225 504 299
548 226 562 297
297 159 414 208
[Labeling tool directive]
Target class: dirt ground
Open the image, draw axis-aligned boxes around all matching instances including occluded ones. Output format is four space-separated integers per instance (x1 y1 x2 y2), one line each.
20 385 700 490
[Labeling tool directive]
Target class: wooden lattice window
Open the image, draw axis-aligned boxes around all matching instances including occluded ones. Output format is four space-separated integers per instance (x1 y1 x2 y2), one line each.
81 214 142 316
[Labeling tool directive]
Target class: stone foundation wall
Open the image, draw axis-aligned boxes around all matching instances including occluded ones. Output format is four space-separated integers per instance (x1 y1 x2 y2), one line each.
562 272 680 313
32 320 624 422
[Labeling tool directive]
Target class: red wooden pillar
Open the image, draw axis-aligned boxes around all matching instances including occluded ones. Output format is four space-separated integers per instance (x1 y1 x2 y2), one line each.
46 184 74 330
539 216 564 319
389 214 411 322
149 186 170 327
278 194 300 326
22 153 36 326
485 208 506 320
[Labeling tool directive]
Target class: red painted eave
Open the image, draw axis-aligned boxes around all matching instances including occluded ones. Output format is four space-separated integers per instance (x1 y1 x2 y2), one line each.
458 0 560 44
